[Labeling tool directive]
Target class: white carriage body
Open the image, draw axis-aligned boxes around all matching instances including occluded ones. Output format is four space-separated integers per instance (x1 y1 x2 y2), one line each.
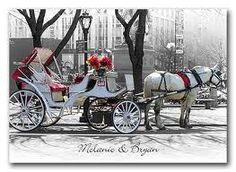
14 48 126 113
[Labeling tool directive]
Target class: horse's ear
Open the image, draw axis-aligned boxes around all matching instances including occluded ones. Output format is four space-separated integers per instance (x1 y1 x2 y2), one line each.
212 64 220 71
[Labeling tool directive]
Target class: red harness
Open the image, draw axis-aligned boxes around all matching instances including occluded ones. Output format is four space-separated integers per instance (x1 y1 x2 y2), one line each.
177 71 191 89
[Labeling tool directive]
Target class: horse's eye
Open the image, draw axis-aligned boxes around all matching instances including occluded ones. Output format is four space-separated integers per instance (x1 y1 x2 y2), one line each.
216 71 222 76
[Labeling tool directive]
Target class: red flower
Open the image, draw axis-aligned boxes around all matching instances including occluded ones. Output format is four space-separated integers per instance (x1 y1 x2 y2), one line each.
100 56 112 70
87 55 100 69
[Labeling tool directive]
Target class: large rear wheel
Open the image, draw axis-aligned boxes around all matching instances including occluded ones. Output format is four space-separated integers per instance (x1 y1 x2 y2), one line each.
9 89 45 131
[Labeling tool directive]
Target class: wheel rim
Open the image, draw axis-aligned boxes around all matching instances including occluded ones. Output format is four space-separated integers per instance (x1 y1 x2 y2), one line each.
87 98 112 130
9 90 44 131
113 101 141 133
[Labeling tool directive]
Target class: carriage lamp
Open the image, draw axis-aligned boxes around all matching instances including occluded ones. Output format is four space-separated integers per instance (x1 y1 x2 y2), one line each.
79 11 93 74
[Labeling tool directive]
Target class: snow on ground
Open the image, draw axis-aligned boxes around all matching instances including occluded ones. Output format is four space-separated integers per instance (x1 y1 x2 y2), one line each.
9 107 227 163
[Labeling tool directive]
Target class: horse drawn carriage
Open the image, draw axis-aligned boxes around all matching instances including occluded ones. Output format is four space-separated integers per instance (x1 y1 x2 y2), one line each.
9 48 224 133
9 48 146 133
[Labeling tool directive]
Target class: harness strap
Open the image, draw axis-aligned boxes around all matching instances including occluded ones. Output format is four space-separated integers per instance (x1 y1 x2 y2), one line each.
159 72 168 92
209 69 214 82
191 69 203 86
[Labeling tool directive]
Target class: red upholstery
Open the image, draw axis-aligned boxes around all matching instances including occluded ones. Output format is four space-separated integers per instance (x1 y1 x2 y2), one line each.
11 67 33 81
48 83 67 94
177 71 190 89
73 74 85 84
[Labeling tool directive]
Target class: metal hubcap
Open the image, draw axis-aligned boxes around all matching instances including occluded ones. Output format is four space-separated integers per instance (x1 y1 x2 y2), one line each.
21 106 29 115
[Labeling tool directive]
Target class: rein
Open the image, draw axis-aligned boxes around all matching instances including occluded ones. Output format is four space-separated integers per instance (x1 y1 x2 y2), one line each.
209 69 222 87
190 69 203 86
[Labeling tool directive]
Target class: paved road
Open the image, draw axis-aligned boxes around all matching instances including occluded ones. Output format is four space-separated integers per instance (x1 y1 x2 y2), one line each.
9 107 227 163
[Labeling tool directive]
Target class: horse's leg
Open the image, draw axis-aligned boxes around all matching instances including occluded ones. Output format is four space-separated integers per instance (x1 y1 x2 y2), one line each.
184 97 195 128
179 101 187 128
144 104 152 130
184 107 192 128
154 99 166 130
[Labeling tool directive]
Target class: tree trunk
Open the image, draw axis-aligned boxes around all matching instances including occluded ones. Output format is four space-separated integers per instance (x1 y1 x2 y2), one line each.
32 34 42 47
132 62 143 93
115 9 147 93
133 10 147 93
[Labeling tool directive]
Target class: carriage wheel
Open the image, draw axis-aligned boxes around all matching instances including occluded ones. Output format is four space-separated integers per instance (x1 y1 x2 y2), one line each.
40 110 61 127
9 89 45 131
86 98 113 130
113 100 141 134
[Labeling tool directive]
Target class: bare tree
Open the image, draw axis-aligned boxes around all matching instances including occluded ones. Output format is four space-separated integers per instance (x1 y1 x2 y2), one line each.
115 9 148 93
17 9 65 47
52 10 81 59
18 9 81 62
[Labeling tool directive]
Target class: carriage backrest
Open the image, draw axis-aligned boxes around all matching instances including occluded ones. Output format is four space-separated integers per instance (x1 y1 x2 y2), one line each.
124 74 134 91
30 48 53 71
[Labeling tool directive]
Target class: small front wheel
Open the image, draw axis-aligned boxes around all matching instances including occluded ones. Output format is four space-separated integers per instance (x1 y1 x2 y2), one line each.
113 100 141 134
9 89 45 131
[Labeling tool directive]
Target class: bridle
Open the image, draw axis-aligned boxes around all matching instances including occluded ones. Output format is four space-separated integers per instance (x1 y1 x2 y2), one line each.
209 69 223 87
191 68 222 88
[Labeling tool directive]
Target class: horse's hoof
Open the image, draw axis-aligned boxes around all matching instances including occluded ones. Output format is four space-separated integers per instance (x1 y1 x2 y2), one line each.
179 121 185 128
159 126 166 130
185 124 193 128
145 125 153 130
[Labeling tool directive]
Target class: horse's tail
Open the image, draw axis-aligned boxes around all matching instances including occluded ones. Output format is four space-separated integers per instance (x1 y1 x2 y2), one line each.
143 76 152 98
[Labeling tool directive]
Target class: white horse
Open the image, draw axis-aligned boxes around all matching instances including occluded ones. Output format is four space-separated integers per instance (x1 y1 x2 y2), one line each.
143 65 223 130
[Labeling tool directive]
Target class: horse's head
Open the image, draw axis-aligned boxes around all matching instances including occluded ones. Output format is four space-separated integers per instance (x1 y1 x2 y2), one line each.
209 64 224 87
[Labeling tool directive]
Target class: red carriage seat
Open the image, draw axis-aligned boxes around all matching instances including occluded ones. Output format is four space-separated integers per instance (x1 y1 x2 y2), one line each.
48 82 67 95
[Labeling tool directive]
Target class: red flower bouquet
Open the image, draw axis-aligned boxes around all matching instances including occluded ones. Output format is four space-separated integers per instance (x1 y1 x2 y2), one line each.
87 55 113 71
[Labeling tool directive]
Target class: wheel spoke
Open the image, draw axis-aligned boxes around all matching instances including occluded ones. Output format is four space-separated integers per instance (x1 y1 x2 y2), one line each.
116 107 124 114
13 95 22 106
129 105 137 113
27 113 37 126
127 103 132 113
128 123 132 130
29 110 43 114
19 92 25 106
10 113 22 121
10 111 22 116
121 103 125 113
24 92 28 106
26 94 34 106
29 105 43 110
125 102 128 112
114 116 123 125
9 101 21 107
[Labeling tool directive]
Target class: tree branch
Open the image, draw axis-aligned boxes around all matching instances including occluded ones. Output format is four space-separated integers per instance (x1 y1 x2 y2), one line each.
52 9 81 59
29 9 36 27
41 9 65 34
36 9 46 35
115 9 127 28
17 9 36 34
127 10 140 31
